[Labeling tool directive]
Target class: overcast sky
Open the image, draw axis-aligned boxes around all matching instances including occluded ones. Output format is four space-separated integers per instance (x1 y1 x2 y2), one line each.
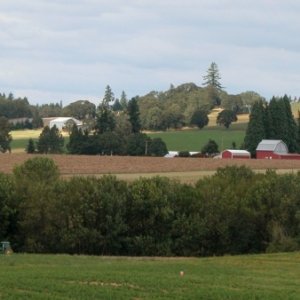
1 0 300 105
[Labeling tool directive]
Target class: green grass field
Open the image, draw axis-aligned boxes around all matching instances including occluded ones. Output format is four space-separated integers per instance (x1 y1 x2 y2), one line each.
0 252 299 299
148 123 247 152
10 123 247 153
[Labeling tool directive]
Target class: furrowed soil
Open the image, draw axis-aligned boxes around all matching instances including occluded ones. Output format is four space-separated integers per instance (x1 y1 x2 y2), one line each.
1 154 300 177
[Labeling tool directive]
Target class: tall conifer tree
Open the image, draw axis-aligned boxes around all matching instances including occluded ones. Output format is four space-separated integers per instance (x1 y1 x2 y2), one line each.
282 95 298 152
244 100 266 157
127 97 141 133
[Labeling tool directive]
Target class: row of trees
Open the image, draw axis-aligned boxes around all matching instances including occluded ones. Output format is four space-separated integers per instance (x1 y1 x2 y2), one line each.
0 93 43 129
27 91 168 156
1 157 300 256
244 95 300 156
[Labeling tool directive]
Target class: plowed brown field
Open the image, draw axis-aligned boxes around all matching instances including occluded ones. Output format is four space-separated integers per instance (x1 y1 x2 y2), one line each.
1 154 300 176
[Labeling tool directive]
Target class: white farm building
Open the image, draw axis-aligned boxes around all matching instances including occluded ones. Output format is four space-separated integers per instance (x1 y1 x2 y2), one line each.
49 117 82 131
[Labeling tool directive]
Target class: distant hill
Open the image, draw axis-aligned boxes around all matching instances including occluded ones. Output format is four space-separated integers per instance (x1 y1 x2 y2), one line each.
138 83 262 130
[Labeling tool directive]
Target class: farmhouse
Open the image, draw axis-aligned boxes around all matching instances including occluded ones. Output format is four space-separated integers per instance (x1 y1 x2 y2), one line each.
256 139 300 160
48 117 82 131
221 149 251 159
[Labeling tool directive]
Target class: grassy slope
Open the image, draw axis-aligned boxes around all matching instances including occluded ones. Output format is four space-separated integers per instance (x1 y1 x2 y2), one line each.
148 123 247 152
0 252 299 299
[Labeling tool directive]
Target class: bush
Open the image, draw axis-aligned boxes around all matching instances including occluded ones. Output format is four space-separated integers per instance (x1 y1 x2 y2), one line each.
177 151 190 157
201 139 219 156
148 138 168 156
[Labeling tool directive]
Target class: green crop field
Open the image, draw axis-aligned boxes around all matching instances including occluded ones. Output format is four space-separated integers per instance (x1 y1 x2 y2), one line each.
148 123 247 152
0 252 299 299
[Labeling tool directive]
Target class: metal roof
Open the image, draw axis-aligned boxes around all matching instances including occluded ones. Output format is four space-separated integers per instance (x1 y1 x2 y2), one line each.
256 140 288 153
223 150 250 155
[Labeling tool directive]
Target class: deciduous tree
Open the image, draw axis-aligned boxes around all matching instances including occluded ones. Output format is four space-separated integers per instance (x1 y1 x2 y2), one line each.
217 110 237 128
190 109 209 129
201 139 219 155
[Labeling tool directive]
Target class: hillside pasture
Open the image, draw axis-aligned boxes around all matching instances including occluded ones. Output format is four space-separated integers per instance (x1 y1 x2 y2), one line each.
0 252 299 299
207 109 249 127
148 123 247 152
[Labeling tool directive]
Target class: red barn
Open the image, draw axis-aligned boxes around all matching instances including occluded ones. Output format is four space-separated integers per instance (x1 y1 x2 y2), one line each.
256 140 300 159
222 149 251 159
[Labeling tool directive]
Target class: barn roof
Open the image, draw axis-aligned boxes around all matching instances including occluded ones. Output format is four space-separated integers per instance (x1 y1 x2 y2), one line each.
49 117 83 130
50 117 81 123
223 150 250 155
256 140 288 153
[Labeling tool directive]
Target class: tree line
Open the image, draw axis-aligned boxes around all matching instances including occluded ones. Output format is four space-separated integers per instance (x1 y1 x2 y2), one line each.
1 157 300 256
26 93 168 156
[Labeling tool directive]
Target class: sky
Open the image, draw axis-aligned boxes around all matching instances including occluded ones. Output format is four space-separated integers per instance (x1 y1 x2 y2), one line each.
1 0 300 106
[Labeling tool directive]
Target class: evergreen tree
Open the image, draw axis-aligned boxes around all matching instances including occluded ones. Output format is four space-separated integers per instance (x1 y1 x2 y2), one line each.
282 95 299 153
112 99 122 111
95 88 116 134
267 97 288 141
26 138 36 154
203 62 223 107
267 96 299 152
103 85 114 104
244 101 266 157
37 126 64 154
0 117 12 153
120 91 128 110
67 125 88 154
297 110 300 150
127 97 141 133
203 62 223 91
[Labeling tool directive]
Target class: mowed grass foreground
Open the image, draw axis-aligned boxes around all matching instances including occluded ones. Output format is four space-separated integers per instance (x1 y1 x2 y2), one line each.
0 253 299 299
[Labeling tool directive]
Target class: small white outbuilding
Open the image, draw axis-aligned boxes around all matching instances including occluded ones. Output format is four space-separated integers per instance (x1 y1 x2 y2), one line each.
49 117 82 131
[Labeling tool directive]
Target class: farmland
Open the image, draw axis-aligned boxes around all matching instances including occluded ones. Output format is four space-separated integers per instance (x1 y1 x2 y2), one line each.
1 154 300 183
9 112 249 153
0 252 299 299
